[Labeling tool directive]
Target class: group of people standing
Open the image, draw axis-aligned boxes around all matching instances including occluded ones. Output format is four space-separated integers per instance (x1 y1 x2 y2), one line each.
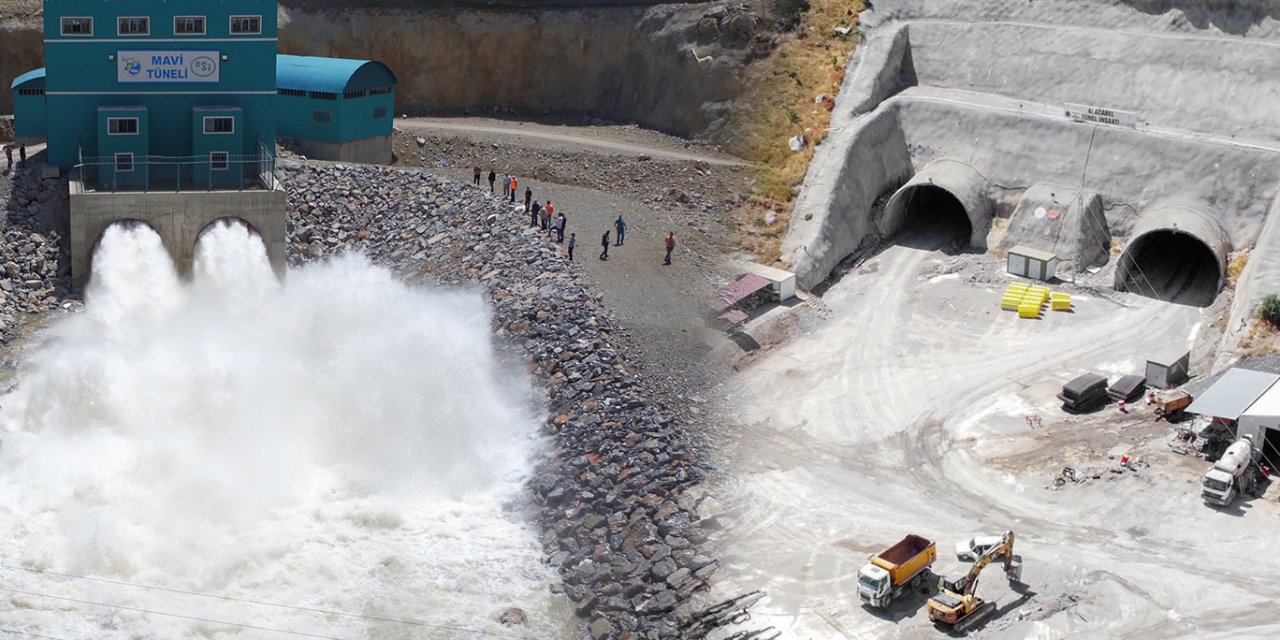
2 143 27 173
473 164 677 265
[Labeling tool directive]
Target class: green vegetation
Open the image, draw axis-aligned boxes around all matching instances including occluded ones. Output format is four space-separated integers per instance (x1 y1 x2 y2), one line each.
1260 293 1280 327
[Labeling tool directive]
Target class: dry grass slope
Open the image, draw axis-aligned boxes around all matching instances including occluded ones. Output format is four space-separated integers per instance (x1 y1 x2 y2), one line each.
728 0 864 265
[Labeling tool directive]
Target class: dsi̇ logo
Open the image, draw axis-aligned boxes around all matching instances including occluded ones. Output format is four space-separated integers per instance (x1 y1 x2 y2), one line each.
123 58 141 76
189 56 216 78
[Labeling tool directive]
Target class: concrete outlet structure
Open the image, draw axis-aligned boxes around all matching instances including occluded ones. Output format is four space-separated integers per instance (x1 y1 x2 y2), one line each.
10 0 398 286
69 183 287 287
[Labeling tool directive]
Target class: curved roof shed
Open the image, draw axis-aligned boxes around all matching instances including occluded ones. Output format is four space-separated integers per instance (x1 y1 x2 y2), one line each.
276 55 396 94
11 68 46 91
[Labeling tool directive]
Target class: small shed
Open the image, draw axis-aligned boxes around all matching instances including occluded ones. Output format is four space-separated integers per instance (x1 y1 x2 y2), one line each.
1146 347 1191 389
10 68 47 144
1186 368 1279 425
738 262 797 303
1006 245 1058 282
275 55 397 164
1238 384 1280 469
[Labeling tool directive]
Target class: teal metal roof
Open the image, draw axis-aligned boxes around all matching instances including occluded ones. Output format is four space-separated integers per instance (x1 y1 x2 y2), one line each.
11 68 46 90
276 55 396 94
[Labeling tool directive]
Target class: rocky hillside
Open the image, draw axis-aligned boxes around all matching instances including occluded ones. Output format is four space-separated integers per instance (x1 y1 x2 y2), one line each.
277 1 769 140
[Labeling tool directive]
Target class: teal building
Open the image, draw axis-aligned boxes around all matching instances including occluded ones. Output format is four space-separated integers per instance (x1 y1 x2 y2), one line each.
276 55 397 164
8 0 396 287
30 1 279 190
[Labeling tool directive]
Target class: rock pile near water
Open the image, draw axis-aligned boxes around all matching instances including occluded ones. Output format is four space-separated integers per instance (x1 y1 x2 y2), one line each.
0 164 73 342
281 161 721 640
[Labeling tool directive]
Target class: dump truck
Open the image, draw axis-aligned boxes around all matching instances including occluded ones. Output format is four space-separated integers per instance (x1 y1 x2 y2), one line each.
857 534 936 609
1202 435 1261 506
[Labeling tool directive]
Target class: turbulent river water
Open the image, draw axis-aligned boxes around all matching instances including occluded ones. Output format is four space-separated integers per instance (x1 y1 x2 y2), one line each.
0 222 569 638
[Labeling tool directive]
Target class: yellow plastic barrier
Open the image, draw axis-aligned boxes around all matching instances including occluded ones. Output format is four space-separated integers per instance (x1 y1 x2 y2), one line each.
1051 292 1072 311
1018 302 1042 319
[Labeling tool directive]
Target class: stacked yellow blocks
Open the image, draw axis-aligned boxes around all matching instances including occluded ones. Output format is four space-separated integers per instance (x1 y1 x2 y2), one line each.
1001 283 1070 318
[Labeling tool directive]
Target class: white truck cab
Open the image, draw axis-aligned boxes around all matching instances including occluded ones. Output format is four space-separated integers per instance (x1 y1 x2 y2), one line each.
857 563 892 606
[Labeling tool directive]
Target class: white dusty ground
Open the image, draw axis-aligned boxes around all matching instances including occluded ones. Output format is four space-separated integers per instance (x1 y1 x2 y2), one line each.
711 226 1280 639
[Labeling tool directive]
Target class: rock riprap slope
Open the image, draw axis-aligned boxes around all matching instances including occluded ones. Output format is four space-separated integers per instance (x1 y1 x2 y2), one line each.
282 161 723 639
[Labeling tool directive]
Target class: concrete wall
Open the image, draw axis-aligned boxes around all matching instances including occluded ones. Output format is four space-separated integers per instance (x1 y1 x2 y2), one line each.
998 184 1110 273
284 134 391 164
783 107 912 290
785 87 1280 288
894 98 1280 248
70 186 287 287
902 20 1280 144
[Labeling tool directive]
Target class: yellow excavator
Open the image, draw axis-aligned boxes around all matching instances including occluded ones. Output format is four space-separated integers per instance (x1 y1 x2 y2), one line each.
927 530 1022 633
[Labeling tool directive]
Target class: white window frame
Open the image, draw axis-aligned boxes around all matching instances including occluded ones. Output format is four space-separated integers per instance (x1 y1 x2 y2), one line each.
117 16 150 37
114 153 135 173
229 15 262 35
60 16 93 37
107 117 140 136
202 116 235 135
209 151 230 171
173 16 206 36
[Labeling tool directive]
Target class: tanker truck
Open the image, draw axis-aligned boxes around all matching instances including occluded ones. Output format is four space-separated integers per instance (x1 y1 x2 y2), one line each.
1202 435 1261 506
857 534 936 609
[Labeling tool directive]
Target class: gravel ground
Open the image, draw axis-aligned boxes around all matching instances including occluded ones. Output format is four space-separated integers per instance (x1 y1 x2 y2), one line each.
337 118 759 402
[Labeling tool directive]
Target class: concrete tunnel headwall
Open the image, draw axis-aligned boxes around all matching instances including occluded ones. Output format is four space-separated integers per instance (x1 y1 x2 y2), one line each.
783 107 914 290
70 188 288 288
881 159 994 250
1114 205 1230 307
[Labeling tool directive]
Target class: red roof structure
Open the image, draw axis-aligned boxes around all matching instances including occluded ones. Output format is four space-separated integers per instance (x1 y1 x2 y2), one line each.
715 273 771 312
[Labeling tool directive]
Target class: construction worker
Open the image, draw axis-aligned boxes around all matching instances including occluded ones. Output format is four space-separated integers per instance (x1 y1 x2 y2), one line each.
524 186 533 213
600 231 610 260
614 215 626 246
567 233 576 260
663 231 676 265
488 169 496 193
509 176 517 203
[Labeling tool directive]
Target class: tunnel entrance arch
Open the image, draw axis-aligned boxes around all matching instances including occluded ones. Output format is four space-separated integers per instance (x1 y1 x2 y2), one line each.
1115 206 1228 308
196 217 265 242
882 159 994 252
89 219 167 266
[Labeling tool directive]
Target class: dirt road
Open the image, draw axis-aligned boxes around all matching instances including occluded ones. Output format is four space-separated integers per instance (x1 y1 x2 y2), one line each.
708 226 1280 639
397 117 747 166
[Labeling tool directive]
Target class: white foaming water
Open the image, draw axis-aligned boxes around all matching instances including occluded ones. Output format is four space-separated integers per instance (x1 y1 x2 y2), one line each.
0 223 570 637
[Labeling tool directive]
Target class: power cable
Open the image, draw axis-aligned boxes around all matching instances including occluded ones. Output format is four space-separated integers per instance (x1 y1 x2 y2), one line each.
0 572 537 640
0 629 74 640
0 586 343 640
1 563 522 615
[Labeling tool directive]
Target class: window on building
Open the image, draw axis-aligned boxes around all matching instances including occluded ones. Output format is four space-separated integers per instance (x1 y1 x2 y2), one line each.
115 153 134 173
313 111 332 123
17 88 44 96
373 107 387 119
60 17 93 36
369 87 391 95
118 17 149 36
174 16 206 35
344 89 367 100
107 117 140 135
278 88 306 97
230 15 262 34
203 116 235 134
309 91 338 101
210 152 230 171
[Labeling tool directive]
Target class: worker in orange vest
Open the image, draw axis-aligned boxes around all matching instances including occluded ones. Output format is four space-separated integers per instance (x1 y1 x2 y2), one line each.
509 176 517 203
663 231 676 265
